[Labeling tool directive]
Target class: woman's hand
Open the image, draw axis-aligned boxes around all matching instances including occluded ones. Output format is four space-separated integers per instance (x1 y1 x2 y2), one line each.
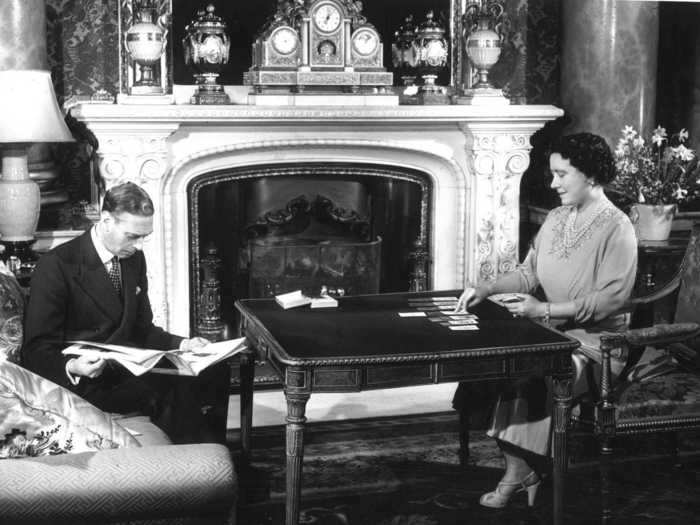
454 285 490 312
502 294 542 319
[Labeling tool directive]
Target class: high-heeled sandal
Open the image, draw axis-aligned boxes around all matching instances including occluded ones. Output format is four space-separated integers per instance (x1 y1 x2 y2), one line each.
479 471 541 508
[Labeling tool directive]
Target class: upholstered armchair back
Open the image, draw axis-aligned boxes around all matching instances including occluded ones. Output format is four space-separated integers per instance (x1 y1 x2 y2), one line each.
673 223 700 350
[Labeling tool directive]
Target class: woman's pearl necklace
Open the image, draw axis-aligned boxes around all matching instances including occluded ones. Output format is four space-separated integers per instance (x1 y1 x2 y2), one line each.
562 198 609 250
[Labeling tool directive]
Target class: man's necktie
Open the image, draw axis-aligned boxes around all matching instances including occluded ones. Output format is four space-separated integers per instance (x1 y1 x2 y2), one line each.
108 256 122 295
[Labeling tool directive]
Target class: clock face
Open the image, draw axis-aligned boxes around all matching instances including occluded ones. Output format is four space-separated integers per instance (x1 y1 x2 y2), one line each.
313 3 341 33
271 27 298 55
352 29 378 56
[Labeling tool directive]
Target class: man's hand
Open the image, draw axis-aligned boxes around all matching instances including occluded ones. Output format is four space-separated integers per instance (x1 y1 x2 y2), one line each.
179 336 210 352
67 355 106 378
454 285 490 312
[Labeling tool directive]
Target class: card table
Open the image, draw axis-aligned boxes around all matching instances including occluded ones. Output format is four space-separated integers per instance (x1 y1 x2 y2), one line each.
236 290 580 525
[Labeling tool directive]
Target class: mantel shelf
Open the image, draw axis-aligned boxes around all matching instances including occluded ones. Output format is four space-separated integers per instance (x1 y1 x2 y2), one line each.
68 101 563 126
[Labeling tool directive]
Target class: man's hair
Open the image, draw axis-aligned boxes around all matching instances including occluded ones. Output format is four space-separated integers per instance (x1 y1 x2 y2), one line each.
548 132 616 185
102 182 154 217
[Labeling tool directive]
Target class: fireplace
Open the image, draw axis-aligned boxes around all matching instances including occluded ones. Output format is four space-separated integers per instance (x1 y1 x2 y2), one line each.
189 162 431 331
70 100 563 336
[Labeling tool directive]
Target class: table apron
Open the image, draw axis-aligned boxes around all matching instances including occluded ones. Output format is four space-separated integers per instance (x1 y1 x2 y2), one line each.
262 353 572 393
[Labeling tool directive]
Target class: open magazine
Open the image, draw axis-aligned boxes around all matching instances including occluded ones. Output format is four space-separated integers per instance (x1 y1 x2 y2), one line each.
62 337 247 377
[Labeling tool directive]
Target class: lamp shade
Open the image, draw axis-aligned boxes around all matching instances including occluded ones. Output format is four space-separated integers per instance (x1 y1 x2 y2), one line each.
0 70 73 143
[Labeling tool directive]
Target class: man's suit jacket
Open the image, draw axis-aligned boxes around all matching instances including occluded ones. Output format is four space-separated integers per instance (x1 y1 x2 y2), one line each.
21 230 182 399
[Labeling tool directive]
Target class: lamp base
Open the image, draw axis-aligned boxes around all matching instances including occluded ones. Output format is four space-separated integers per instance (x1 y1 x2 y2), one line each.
0 239 37 262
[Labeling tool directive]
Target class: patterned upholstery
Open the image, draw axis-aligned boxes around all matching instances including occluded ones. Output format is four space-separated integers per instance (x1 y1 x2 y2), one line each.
674 223 700 350
0 443 237 524
616 372 700 422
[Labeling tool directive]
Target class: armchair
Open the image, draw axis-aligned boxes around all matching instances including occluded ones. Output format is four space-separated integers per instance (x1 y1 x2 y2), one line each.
575 222 700 522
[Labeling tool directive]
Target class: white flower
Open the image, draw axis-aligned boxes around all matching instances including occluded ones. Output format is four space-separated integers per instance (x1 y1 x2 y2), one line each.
629 162 639 174
652 126 667 146
633 136 645 148
622 125 637 140
672 145 695 162
673 187 688 200
638 190 645 203
679 128 689 142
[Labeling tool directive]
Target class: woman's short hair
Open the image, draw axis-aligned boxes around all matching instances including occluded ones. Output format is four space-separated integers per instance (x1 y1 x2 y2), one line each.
548 132 616 185
102 182 154 217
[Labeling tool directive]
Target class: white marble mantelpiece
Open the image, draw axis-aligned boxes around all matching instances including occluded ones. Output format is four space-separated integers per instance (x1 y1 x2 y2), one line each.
70 101 563 336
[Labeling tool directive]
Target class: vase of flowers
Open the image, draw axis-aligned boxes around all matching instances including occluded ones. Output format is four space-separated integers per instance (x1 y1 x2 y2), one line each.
608 125 700 241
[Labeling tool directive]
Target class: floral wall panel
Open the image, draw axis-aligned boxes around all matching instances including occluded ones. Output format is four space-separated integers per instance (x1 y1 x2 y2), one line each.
524 0 560 104
46 0 119 103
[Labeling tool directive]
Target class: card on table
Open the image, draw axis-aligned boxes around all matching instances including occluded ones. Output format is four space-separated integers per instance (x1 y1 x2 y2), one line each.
398 311 427 317
445 318 478 325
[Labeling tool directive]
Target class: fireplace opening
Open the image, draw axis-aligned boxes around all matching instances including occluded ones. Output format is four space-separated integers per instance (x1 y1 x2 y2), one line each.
188 163 432 340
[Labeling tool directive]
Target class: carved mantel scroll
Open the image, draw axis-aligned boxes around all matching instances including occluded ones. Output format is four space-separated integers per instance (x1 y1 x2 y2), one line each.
458 124 536 283
71 103 562 333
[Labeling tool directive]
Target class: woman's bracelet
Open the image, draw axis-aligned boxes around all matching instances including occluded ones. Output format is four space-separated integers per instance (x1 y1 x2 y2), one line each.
543 302 551 325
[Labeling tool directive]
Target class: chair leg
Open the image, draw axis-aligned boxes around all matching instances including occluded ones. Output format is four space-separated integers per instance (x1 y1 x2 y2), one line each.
599 438 613 525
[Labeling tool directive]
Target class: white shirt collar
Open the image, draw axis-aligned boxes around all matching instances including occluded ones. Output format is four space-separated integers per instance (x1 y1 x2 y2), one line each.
90 224 116 265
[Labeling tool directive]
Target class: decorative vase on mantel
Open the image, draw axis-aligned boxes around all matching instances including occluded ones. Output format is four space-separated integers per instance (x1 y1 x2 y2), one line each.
630 203 676 241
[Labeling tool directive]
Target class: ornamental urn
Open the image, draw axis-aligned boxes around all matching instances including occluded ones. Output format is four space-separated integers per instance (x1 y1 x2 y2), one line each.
124 0 169 92
183 4 231 104
412 11 448 99
462 1 504 89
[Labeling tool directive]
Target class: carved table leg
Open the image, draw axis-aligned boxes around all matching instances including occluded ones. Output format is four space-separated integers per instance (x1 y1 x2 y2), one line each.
284 388 310 525
552 362 573 525
239 347 255 467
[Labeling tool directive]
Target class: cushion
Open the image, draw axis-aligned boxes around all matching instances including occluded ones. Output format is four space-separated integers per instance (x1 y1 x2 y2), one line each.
0 360 139 458
0 262 24 364
615 371 700 422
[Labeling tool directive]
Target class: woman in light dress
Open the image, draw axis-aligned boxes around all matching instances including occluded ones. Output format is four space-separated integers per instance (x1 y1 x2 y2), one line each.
454 132 638 508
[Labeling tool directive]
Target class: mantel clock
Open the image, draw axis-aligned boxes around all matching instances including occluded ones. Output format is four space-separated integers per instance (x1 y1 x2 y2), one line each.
245 0 392 93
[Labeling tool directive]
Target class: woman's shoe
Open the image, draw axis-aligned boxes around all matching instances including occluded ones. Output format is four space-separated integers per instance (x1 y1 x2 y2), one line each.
479 471 541 508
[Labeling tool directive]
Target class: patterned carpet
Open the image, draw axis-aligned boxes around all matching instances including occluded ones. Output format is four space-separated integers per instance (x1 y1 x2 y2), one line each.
232 413 700 525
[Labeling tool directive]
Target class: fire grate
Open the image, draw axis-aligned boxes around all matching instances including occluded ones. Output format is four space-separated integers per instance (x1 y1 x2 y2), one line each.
248 236 382 298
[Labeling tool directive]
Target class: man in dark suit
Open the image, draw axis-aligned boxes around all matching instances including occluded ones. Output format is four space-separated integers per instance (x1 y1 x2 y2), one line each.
22 182 221 444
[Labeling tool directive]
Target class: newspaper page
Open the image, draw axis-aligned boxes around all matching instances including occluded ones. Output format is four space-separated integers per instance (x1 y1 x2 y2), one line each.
62 338 247 376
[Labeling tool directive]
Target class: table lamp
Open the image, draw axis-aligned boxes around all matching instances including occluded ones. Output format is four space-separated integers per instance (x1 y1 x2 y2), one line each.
0 69 74 262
